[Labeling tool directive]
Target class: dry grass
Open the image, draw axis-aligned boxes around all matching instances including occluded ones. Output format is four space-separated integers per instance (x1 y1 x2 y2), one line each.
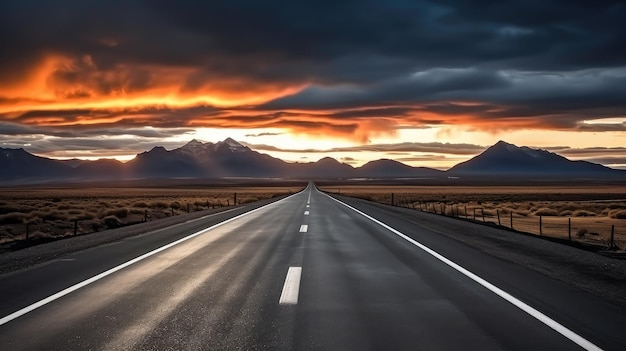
0 186 302 244
320 185 626 250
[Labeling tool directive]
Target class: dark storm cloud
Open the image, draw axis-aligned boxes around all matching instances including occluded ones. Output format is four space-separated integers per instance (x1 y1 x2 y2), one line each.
1 0 625 148
2 1 625 82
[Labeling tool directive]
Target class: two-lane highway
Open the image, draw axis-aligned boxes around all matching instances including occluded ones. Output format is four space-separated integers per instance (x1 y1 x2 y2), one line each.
0 183 623 350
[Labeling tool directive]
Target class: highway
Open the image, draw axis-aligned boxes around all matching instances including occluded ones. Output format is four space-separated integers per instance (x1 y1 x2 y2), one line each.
0 182 624 350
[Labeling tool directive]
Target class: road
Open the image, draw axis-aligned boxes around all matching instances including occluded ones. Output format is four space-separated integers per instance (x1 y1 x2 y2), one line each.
0 182 624 350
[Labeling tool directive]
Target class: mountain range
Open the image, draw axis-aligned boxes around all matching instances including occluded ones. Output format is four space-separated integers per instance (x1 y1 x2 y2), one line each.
0 138 623 184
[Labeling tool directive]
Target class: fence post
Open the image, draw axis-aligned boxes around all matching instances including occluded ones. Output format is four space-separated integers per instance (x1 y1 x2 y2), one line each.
441 203 445 215
26 223 29 240
510 212 513 229
610 225 615 248
171 207 174 216
187 203 190 213
74 219 78 236
234 192 237 205
144 210 148 222
497 209 501 226
473 208 476 220
481 208 485 222
391 193 395 206
539 216 543 236
465 206 468 219
568 217 571 241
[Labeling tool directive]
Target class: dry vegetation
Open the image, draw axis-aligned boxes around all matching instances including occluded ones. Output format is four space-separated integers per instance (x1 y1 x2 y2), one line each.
0 186 302 244
320 185 626 250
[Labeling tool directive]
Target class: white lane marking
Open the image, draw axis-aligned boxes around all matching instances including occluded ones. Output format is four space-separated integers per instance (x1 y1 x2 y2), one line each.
279 267 302 304
304 211 310 215
299 225 308 233
306 205 310 208
323 193 603 351
307 188 311 204
0 193 299 327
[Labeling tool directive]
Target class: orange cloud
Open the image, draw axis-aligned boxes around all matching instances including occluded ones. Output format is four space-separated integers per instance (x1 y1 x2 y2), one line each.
0 53 305 114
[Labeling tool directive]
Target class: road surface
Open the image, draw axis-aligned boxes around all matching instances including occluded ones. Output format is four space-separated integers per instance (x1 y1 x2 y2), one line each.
0 183 624 350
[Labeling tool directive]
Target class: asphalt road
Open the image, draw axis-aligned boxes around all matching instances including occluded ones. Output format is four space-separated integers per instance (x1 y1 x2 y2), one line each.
0 182 624 350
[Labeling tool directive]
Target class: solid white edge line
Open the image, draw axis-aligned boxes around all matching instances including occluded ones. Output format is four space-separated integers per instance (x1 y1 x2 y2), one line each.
299 225 308 233
323 192 603 351
0 191 302 327
279 267 302 304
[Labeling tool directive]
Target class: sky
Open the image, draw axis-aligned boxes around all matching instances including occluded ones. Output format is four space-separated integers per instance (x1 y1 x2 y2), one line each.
1 0 625 170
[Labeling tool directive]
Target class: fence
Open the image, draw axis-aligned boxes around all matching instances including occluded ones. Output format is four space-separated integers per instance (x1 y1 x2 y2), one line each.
386 193 624 250
0 192 252 245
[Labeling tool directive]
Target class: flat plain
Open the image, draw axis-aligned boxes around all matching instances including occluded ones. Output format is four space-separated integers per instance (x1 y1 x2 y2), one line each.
0 185 303 245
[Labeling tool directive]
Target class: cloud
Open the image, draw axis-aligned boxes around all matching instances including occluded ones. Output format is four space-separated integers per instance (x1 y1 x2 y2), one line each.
0 0 625 154
244 132 284 137
244 141 485 155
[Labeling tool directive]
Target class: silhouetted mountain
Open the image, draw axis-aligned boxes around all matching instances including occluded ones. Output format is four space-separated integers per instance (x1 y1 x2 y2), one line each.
59 158 90 168
75 159 127 179
2 139 623 185
448 140 623 178
290 157 355 178
357 159 444 178
0 147 73 181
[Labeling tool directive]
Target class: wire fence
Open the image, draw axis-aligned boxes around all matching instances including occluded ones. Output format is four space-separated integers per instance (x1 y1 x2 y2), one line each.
377 193 624 251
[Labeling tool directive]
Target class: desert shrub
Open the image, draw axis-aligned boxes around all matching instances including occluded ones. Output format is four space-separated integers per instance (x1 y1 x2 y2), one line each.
30 230 52 239
151 201 168 209
576 228 588 237
0 205 21 214
609 210 626 219
57 204 71 210
573 210 596 217
30 210 65 222
129 208 145 215
607 204 626 210
131 201 149 208
240 198 259 204
76 211 96 220
170 201 182 209
0 212 29 224
558 210 573 216
499 208 512 215
51 197 62 203
103 215 121 228
84 219 104 232
105 208 129 218
534 208 557 216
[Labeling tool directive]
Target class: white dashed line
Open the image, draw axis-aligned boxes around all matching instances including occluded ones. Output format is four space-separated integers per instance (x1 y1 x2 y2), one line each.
279 267 302 304
299 225 308 233
304 211 310 215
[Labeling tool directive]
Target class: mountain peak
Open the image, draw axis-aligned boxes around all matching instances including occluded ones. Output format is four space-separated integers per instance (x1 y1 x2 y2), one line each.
449 140 613 176
184 139 204 147
216 137 247 152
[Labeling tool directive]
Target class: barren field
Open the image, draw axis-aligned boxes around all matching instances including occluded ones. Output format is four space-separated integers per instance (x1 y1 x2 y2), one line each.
0 186 303 244
319 185 626 251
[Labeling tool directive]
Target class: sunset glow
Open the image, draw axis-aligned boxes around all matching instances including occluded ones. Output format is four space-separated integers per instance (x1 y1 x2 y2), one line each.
1 1 625 169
